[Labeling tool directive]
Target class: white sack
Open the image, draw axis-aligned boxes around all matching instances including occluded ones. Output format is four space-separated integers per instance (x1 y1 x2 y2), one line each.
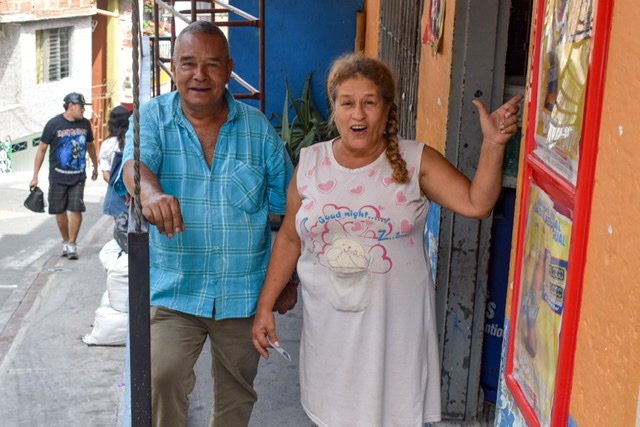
99 239 126 272
107 254 129 313
82 305 128 346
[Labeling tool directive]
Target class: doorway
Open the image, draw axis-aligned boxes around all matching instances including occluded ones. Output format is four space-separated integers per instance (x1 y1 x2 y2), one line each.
436 0 533 421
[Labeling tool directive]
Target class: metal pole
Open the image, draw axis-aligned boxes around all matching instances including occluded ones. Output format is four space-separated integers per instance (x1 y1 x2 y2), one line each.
128 230 151 426
129 0 152 425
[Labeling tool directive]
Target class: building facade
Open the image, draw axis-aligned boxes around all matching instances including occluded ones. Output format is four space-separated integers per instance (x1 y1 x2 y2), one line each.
0 0 94 171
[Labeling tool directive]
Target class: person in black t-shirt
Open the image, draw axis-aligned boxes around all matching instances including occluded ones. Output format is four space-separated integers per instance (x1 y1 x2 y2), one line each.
30 92 99 260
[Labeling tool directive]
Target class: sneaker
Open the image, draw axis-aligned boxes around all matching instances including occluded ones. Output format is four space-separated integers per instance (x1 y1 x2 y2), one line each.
61 241 69 257
67 243 79 260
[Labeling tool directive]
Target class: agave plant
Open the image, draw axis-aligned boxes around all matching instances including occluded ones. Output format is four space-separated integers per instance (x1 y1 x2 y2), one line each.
269 74 337 230
272 74 338 166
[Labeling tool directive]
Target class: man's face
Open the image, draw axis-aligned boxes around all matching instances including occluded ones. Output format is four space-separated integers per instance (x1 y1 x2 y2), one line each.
173 32 233 112
67 103 85 120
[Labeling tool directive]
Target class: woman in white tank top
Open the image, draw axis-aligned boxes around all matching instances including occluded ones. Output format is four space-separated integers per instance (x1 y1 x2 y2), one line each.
252 53 522 427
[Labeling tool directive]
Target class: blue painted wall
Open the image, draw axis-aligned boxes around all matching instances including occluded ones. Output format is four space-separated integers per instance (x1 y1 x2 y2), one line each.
228 0 363 123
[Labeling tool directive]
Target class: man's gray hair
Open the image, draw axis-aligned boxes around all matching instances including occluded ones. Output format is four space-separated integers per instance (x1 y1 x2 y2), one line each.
172 20 230 62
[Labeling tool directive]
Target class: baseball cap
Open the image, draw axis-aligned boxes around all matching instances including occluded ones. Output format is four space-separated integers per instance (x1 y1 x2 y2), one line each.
63 92 91 106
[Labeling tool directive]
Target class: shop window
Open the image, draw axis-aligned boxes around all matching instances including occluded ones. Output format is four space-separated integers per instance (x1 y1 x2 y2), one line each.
504 1 614 425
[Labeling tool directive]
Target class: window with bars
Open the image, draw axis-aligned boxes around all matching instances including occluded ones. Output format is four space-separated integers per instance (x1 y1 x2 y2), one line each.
36 27 71 83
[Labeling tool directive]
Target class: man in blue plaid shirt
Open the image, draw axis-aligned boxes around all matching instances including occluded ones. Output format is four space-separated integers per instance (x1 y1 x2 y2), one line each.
121 21 294 427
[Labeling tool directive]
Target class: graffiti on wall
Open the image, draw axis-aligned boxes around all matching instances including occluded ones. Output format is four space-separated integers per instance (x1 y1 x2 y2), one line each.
0 137 13 173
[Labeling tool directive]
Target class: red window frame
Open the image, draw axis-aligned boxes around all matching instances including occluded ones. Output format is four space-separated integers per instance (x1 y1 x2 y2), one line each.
504 0 614 425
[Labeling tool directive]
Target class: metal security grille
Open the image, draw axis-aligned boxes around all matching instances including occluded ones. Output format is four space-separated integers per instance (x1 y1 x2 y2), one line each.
90 83 113 153
36 27 70 83
378 0 425 140
148 0 265 110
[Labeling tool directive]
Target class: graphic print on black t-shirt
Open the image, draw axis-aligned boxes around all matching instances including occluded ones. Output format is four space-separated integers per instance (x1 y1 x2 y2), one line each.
55 129 87 174
42 114 94 185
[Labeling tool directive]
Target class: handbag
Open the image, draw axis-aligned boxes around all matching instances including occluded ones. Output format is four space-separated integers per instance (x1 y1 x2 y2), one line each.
24 186 45 213
108 151 123 186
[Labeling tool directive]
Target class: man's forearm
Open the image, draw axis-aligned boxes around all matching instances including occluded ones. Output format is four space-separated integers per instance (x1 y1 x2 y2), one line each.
32 147 46 180
123 159 163 203
88 144 98 168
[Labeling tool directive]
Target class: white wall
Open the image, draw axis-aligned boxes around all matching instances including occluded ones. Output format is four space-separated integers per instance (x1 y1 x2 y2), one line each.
0 16 93 172
0 23 22 108
20 17 94 127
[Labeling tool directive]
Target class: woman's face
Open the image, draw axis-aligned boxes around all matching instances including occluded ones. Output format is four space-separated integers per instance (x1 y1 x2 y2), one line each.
332 76 390 154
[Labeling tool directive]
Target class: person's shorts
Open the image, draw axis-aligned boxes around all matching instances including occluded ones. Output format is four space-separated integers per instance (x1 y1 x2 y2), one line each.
48 180 86 214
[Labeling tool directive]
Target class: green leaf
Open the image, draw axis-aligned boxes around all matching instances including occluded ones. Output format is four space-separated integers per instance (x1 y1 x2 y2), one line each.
299 128 317 150
281 92 291 144
275 72 333 166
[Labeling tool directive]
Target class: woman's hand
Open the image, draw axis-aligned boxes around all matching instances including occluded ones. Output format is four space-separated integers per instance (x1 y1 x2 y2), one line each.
251 308 277 359
472 94 524 147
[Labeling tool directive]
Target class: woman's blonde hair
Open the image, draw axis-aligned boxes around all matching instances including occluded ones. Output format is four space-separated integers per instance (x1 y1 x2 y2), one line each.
326 53 409 183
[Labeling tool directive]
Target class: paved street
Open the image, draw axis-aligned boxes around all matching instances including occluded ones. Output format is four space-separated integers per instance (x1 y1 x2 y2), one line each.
0 171 125 426
0 170 310 426
0 170 106 353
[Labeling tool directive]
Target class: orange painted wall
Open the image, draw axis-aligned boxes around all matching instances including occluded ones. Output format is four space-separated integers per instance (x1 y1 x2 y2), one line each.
415 0 456 153
363 0 380 58
362 0 454 154
569 1 640 425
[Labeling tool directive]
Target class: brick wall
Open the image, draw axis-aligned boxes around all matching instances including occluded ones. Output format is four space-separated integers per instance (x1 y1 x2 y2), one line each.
0 0 94 19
